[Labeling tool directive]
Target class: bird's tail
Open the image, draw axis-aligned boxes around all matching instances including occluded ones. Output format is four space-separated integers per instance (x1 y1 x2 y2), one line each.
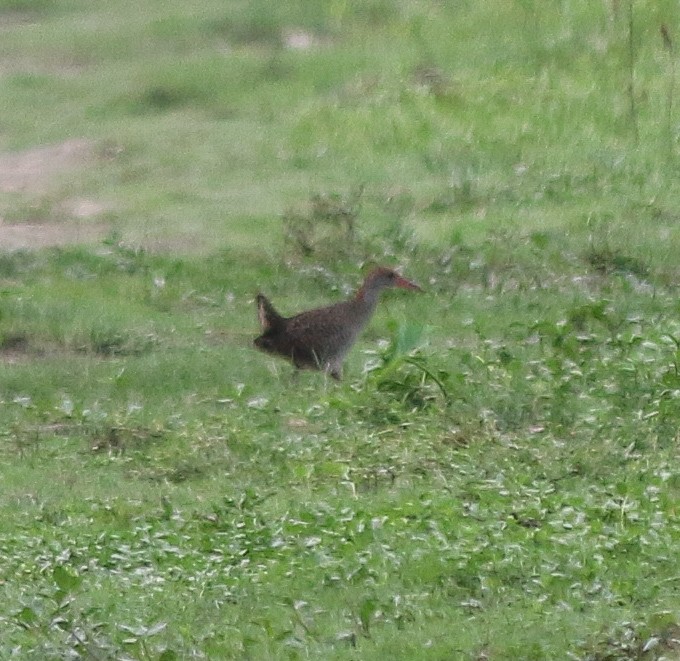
256 294 284 332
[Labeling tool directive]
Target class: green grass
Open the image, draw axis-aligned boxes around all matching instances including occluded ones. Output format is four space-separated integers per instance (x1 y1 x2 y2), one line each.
2 1 680 659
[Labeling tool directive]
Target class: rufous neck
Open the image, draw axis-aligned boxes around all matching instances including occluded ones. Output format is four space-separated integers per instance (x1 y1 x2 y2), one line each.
355 282 383 307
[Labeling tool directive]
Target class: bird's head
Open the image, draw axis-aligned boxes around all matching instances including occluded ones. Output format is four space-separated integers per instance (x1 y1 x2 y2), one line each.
365 267 423 292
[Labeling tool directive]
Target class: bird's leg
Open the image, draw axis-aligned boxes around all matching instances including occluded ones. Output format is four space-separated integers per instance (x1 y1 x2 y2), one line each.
311 349 323 371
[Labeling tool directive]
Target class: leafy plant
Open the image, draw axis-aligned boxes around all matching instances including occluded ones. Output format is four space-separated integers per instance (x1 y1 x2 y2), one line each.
11 565 115 659
362 321 449 408
282 186 364 260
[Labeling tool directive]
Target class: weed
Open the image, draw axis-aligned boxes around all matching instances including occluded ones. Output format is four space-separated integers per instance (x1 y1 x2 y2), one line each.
87 323 156 356
0 251 37 277
363 321 449 410
0 330 28 351
282 186 364 260
11 565 116 658
585 247 649 278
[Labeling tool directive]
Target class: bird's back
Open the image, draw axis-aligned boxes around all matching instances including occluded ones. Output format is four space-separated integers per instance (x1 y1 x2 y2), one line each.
255 297 374 370
285 299 373 363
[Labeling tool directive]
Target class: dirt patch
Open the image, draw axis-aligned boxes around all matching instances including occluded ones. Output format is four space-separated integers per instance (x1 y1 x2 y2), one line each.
0 139 111 250
65 198 108 218
0 221 108 250
283 29 321 50
0 138 94 193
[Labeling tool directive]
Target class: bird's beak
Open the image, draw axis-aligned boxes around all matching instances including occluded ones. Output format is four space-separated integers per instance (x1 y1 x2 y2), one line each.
394 275 423 292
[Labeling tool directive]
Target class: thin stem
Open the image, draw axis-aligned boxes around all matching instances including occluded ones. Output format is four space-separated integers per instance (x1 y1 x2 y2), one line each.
627 0 638 144
661 24 675 159
404 357 450 402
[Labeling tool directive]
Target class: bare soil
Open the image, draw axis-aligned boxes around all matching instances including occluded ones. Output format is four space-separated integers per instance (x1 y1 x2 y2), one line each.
0 138 92 194
0 221 108 250
0 139 109 250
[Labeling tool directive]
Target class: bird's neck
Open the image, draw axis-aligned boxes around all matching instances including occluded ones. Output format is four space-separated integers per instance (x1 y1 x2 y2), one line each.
354 283 383 308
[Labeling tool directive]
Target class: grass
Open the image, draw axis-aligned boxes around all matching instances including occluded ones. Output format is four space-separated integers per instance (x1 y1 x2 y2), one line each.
2 0 680 659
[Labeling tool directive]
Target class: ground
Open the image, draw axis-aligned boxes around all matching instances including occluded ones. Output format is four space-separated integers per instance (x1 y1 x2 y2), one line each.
0 138 108 248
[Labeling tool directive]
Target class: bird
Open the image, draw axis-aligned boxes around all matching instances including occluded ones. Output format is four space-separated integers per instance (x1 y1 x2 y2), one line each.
254 267 423 380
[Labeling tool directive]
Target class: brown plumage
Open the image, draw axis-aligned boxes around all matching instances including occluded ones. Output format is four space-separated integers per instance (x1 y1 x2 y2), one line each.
254 267 422 379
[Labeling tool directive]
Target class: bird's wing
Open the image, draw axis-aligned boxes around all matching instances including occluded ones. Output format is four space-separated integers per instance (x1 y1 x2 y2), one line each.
285 302 357 352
